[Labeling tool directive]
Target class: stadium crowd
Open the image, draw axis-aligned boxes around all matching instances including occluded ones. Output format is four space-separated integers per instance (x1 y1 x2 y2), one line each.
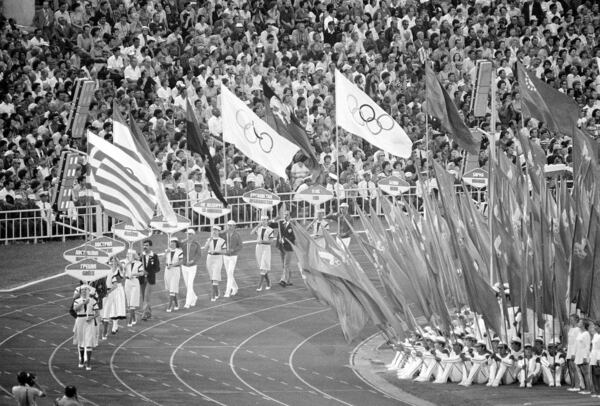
0 0 599 236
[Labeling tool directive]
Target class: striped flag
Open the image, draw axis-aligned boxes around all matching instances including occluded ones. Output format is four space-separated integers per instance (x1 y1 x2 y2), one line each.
112 109 177 225
87 131 155 229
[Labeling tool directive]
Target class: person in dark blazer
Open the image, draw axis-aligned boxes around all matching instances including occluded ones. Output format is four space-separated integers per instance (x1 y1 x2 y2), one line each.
140 239 160 320
522 0 544 25
272 211 295 287
32 1 55 40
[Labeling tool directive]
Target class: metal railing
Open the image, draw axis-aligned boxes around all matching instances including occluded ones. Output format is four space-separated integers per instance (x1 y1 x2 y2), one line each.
0 186 494 243
0 205 104 244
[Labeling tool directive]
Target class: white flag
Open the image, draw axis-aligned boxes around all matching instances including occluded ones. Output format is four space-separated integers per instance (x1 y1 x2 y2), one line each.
221 85 300 179
335 70 412 158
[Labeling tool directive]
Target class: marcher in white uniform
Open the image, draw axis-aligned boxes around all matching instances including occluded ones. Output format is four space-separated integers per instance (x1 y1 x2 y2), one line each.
123 249 144 327
252 215 275 291
72 285 99 371
164 238 183 312
307 209 329 246
181 228 201 308
222 220 242 297
204 225 226 301
101 256 127 338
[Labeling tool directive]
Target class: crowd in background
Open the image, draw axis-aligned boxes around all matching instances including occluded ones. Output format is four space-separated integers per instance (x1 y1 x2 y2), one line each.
0 0 599 231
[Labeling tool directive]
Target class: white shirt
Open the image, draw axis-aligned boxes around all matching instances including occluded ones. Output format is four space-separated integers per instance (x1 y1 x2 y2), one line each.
124 65 141 81
207 115 222 137
107 55 124 70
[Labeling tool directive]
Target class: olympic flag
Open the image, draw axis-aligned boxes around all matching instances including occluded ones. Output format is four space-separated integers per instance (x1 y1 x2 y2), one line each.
221 85 300 179
335 70 412 158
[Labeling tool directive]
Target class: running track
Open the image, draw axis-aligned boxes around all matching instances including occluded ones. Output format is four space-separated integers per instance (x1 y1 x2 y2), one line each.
0 244 408 406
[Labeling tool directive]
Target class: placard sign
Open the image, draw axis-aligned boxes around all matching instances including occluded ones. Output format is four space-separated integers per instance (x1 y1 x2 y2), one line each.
294 185 334 205
193 198 231 220
87 236 127 256
149 214 191 234
242 188 280 210
112 222 152 243
65 258 112 282
63 244 111 264
377 176 410 196
463 168 488 189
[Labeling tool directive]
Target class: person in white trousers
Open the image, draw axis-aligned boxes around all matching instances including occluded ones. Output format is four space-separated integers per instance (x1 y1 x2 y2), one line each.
123 249 144 327
204 226 226 301
164 238 183 312
181 228 201 308
222 220 242 297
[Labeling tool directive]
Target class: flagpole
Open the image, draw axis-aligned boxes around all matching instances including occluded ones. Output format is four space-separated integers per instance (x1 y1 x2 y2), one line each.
488 70 497 285
425 62 430 168
336 118 341 233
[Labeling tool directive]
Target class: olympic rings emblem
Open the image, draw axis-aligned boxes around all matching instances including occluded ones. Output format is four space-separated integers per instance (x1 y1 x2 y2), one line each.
346 95 395 135
235 110 274 153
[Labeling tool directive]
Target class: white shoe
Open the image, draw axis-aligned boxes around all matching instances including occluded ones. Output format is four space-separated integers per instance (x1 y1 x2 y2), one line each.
265 285 271 290
132 320 137 325
78 363 84 368
211 297 216 302
190 301 197 307
223 294 230 298
256 287 263 291
231 290 238 296
166 308 172 313
526 383 532 388
579 391 591 395
173 306 179 311
184 305 190 309
101 336 107 340
127 323 133 327
568 388 580 392
86 366 92 371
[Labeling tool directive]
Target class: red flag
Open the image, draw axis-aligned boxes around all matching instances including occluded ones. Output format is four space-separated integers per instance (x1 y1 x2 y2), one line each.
516 62 579 135
425 63 480 155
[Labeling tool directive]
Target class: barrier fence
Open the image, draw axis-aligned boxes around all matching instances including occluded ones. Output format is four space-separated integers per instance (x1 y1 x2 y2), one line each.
4 179 573 244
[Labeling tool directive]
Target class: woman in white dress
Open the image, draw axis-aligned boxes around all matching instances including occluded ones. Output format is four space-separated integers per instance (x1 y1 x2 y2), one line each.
72 285 99 371
203 225 226 301
101 256 127 339
123 249 144 327
164 238 183 312
251 215 274 291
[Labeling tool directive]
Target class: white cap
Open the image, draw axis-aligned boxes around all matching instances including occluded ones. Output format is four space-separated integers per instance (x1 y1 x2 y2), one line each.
212 225 221 231
260 215 269 220
227 220 236 226
170 237 178 242
186 228 195 234
340 202 349 208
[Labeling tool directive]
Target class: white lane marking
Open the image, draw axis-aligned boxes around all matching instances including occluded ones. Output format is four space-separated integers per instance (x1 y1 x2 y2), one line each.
288 323 356 406
169 293 309 406
229 309 327 406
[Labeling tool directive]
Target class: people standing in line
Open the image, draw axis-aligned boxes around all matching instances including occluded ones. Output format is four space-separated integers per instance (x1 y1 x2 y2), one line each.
164 237 183 312
181 228 201 308
326 202 353 247
204 225 226 301
307 209 330 246
123 249 144 327
72 285 99 371
12 371 46 406
274 211 295 287
223 220 242 297
252 214 275 291
101 256 127 339
140 239 160 321
54 385 82 406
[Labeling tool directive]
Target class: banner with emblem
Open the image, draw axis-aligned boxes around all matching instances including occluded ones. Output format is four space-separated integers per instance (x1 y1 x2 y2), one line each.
221 85 300 179
335 70 412 158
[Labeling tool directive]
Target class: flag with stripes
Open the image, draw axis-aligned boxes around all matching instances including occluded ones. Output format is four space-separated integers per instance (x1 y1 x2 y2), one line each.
87 131 155 229
112 108 177 225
